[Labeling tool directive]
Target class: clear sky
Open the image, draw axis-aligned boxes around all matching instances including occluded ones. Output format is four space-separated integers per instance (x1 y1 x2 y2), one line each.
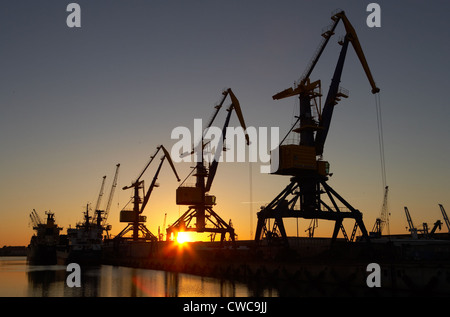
1 0 450 246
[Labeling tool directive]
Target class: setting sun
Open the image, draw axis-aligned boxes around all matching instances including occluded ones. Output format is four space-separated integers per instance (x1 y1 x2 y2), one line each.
176 232 192 245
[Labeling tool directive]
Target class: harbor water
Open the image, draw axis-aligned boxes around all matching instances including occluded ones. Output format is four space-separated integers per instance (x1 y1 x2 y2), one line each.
0 256 277 297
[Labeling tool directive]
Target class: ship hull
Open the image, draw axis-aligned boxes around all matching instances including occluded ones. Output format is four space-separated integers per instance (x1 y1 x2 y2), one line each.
27 244 57 265
57 247 102 266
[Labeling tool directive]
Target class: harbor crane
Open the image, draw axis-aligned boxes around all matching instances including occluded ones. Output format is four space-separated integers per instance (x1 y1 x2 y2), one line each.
404 206 442 239
116 145 180 242
29 209 43 228
158 213 167 241
94 175 107 216
166 88 249 244
92 175 106 229
101 163 120 237
404 206 418 239
255 10 379 246
91 164 120 239
438 204 450 233
371 186 389 237
103 164 120 225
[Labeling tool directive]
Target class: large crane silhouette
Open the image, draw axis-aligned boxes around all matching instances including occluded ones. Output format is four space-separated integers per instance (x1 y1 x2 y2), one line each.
167 88 249 244
255 11 380 246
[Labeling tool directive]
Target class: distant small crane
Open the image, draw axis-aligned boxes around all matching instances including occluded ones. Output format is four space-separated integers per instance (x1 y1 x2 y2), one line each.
439 204 450 233
158 213 167 241
94 175 107 218
371 186 389 237
91 164 120 239
305 218 318 238
404 206 442 239
404 206 418 239
103 164 120 226
29 209 43 228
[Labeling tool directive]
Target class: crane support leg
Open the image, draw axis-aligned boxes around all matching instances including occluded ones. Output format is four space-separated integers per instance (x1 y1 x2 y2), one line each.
115 223 157 242
166 206 236 245
255 176 369 247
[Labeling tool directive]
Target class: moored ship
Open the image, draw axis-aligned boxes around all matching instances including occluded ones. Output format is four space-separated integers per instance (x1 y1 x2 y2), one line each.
27 210 62 265
57 205 107 265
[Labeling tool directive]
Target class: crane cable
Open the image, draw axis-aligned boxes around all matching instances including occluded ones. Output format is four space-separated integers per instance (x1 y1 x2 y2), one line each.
375 92 387 189
373 92 392 237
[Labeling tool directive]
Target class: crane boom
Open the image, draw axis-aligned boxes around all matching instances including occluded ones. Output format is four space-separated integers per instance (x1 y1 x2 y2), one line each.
132 148 160 187
404 206 418 238
272 11 379 158
314 36 350 156
103 164 120 224
439 204 450 232
371 186 389 236
124 145 180 214
299 14 340 86
335 11 380 94
94 176 107 212
29 210 41 228
274 11 379 100
314 11 379 156
228 88 250 146
160 145 181 183
205 91 228 131
92 175 107 224
32 209 42 224
205 89 249 192
404 206 415 230
379 185 389 233
205 104 233 193
140 157 165 213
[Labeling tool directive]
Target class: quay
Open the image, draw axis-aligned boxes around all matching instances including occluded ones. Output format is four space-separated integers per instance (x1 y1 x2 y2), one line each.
101 237 450 296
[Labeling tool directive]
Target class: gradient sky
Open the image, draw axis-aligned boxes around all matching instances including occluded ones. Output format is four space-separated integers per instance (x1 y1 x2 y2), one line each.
1 1 449 246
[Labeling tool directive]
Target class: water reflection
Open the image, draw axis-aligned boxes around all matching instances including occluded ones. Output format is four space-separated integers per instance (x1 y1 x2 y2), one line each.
2 257 417 297
1 257 278 297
